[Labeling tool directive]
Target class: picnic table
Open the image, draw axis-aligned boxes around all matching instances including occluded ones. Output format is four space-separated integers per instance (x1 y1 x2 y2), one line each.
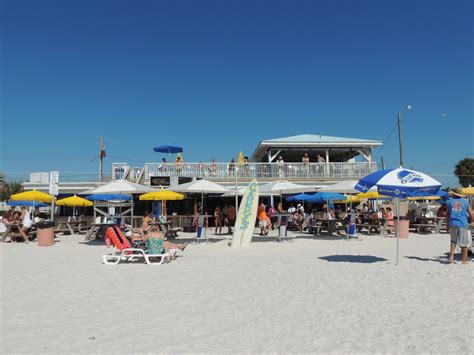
356 218 389 235
312 219 346 236
150 221 181 240
410 217 438 234
84 223 112 241
1 223 37 242
55 220 89 235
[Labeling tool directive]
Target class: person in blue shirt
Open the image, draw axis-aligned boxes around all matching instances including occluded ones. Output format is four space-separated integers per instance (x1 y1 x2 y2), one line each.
446 189 474 264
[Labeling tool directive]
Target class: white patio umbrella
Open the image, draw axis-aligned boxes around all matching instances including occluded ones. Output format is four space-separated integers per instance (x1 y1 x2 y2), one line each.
221 186 275 197
259 180 317 204
319 180 377 194
170 179 229 213
84 180 155 194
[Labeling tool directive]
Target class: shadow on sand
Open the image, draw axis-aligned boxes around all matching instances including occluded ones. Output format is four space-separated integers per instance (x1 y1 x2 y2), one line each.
404 252 465 264
319 254 387 263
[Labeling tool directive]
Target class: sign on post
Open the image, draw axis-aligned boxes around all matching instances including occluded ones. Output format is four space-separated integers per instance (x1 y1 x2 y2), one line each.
49 171 59 221
49 171 59 196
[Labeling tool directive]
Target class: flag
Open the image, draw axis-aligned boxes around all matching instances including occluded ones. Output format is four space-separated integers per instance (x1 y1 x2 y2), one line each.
237 151 244 166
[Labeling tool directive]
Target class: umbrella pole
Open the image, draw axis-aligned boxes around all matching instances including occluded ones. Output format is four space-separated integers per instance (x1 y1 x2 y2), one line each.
235 167 239 214
396 197 400 265
201 192 204 214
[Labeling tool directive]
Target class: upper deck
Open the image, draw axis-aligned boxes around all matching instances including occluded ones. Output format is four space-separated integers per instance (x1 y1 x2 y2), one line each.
112 161 377 186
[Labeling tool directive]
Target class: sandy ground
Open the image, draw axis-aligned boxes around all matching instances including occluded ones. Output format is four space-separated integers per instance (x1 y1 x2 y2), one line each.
1 230 473 354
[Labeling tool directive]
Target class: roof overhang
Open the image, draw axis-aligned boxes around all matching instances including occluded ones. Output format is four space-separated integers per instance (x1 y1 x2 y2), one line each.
251 140 382 161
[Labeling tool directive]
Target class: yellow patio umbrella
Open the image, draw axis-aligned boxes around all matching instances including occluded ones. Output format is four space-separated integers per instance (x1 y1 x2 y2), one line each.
56 195 93 218
334 195 361 204
407 195 441 201
11 190 54 203
461 187 474 195
139 190 184 201
56 195 93 207
139 190 184 217
356 191 389 200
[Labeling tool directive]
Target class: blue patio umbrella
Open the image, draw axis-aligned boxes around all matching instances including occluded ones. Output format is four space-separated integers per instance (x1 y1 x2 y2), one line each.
286 193 314 202
153 145 183 154
7 200 47 207
306 192 346 203
356 168 442 264
87 194 132 201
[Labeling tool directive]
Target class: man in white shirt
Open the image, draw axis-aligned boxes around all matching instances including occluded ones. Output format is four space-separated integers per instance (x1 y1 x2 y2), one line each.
277 156 285 178
19 205 32 243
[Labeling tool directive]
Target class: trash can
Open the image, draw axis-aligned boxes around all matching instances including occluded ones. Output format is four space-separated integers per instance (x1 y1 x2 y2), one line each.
394 219 409 239
36 220 55 246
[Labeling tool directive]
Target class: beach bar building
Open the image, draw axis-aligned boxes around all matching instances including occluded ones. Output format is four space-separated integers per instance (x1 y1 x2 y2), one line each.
23 134 381 192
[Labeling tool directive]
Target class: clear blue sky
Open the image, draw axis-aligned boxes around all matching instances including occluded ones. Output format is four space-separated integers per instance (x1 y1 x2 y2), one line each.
1 0 472 186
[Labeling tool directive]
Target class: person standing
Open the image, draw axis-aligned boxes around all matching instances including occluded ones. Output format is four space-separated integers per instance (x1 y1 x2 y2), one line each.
302 153 310 177
257 203 268 236
447 189 473 264
277 156 285 178
227 204 236 234
316 154 326 163
214 206 223 235
228 159 235 176
19 206 33 243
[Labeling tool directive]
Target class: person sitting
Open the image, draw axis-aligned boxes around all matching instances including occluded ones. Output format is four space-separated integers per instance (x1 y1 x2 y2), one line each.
406 209 417 224
436 204 447 218
293 210 304 232
18 206 33 243
147 226 188 258
380 207 393 234
140 212 155 238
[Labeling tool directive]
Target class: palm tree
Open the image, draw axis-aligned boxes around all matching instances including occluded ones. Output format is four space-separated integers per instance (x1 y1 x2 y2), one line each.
0 173 23 201
0 172 6 201
454 158 474 187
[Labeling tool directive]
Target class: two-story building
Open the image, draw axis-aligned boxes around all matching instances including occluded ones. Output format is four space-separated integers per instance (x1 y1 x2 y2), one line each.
23 134 381 193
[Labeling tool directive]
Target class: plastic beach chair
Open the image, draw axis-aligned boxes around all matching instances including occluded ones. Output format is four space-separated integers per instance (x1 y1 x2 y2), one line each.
101 226 172 265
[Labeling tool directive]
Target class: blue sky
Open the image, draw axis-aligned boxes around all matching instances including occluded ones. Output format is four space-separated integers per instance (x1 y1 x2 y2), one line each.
1 0 472 186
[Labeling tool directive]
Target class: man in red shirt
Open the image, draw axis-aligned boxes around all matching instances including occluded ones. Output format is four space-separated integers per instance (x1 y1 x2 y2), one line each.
227 205 236 234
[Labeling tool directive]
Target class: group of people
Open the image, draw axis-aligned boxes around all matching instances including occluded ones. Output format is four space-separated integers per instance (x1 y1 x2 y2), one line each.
0 206 33 243
122 211 188 258
213 204 237 235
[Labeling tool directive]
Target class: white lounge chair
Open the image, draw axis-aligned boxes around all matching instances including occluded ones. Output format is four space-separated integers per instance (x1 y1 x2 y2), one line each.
102 247 172 265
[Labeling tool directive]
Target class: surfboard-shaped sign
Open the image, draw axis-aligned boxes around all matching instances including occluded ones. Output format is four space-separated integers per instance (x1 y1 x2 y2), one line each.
231 179 259 248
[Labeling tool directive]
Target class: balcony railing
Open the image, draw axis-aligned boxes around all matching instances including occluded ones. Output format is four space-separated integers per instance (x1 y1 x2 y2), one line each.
113 162 377 182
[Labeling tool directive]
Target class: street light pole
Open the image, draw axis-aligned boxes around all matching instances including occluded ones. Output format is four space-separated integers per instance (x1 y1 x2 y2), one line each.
397 113 403 168
397 105 411 168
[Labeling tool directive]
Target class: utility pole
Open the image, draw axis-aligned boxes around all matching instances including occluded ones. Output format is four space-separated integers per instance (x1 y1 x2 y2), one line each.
397 113 403 168
98 136 105 182
381 156 385 170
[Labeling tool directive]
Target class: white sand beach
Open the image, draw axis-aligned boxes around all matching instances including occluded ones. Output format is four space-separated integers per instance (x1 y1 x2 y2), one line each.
1 232 472 354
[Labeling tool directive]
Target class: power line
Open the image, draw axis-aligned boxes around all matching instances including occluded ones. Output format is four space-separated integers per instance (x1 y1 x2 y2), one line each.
107 155 146 164
417 156 466 170
373 121 398 159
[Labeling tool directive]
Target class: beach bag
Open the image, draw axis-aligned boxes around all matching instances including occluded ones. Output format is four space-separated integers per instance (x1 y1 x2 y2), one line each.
146 238 165 255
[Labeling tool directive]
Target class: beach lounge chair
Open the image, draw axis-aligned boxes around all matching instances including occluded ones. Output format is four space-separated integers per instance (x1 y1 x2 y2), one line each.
101 226 171 265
